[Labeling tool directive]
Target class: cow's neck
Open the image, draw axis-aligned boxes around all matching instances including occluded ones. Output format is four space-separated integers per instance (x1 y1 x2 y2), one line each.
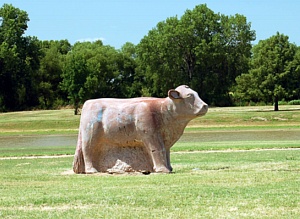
162 98 190 128
158 98 189 148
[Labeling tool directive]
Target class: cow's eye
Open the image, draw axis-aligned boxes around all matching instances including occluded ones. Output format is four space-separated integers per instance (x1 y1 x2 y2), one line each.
187 93 194 98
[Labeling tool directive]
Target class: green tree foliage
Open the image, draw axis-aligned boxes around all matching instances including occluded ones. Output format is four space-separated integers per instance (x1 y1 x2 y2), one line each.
0 4 41 111
287 46 300 100
235 32 297 111
1 4 300 112
38 40 71 109
137 4 255 105
61 41 138 114
119 42 140 97
61 48 89 115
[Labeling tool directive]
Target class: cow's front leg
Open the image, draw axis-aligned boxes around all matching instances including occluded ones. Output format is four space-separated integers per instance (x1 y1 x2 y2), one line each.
166 147 173 172
143 135 171 173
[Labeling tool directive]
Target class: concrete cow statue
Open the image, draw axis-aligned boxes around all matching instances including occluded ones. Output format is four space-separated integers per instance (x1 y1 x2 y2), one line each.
73 85 208 174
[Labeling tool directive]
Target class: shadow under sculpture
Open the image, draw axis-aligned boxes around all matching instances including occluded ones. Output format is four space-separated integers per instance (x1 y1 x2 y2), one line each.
73 85 208 174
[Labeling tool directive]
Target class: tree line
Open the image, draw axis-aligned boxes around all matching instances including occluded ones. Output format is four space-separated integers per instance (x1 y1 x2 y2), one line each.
1 4 299 114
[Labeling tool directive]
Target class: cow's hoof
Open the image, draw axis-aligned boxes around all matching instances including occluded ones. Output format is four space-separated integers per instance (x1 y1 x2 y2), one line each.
85 167 98 174
154 167 171 173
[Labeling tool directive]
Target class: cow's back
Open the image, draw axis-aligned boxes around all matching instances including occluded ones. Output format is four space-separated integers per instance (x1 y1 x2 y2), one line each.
81 97 165 143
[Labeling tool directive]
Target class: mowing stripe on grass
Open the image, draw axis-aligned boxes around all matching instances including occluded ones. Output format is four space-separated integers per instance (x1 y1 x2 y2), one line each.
1 148 299 160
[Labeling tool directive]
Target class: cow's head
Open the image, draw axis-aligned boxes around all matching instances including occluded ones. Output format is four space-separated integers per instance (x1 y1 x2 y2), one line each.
168 85 208 117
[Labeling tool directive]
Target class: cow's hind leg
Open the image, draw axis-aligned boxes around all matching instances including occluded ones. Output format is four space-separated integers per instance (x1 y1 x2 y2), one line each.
83 149 98 174
81 128 102 174
73 129 86 173
82 141 100 173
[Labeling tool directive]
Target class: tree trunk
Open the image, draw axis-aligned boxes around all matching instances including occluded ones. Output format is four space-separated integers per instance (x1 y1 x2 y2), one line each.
274 96 279 111
74 107 79 115
74 101 79 115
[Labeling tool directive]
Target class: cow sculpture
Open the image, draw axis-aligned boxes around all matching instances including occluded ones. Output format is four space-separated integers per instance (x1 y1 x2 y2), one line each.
73 85 208 174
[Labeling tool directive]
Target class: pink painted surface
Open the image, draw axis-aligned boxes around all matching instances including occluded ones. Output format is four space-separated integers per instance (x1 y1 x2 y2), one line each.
73 85 208 174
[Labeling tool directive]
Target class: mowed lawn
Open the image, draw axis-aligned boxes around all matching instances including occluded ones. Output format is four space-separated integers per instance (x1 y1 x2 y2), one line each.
0 106 299 218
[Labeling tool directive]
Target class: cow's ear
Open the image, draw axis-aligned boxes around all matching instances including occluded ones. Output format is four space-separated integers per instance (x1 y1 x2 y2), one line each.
168 89 181 99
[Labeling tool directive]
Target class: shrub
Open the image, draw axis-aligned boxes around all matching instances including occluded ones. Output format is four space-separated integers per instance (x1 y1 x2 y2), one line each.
288 100 300 105
278 100 288 105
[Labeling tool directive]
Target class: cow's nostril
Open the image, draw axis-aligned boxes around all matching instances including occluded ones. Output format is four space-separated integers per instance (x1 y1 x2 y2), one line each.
200 104 208 114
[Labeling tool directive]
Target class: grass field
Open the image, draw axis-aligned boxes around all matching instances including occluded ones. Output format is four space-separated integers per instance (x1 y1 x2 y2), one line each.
0 106 299 218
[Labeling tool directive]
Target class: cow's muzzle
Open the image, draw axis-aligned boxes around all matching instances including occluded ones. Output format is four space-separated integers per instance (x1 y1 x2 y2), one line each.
196 104 208 116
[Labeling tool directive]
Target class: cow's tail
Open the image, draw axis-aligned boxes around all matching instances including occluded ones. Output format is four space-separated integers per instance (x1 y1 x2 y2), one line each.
73 128 85 173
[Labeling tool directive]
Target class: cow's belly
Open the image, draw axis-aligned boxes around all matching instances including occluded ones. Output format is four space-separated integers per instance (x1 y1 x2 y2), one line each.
102 136 144 147
101 120 141 145
96 124 152 172
99 107 149 146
